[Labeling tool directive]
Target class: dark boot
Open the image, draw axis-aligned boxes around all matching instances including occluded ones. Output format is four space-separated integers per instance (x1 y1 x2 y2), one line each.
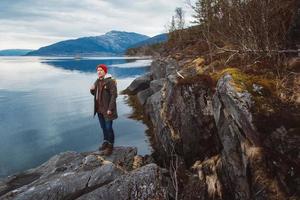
98 141 109 151
103 144 113 156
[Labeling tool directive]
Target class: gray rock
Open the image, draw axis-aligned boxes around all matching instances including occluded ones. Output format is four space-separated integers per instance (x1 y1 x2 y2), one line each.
213 73 258 145
2 163 124 200
76 164 169 200
150 58 180 80
145 91 168 153
211 74 258 199
137 88 154 106
165 59 179 76
150 59 166 79
167 74 179 84
0 147 137 200
210 73 290 199
145 76 219 166
149 79 165 93
145 91 163 126
123 73 152 95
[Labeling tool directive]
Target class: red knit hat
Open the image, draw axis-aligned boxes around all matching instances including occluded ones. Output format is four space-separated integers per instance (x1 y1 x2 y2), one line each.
96 64 108 74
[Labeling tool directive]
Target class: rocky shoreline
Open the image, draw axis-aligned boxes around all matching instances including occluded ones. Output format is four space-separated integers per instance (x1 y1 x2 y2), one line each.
0 147 170 200
123 56 300 199
1 56 299 200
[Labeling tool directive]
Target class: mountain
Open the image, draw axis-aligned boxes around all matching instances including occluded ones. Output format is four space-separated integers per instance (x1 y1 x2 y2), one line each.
26 31 150 56
125 33 169 56
128 33 168 49
0 49 34 56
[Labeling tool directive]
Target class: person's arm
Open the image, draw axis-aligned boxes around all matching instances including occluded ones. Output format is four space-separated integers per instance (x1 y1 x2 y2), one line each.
90 80 97 95
107 79 117 113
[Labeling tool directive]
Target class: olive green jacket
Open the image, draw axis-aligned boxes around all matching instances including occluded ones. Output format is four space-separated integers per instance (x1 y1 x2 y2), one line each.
90 76 118 120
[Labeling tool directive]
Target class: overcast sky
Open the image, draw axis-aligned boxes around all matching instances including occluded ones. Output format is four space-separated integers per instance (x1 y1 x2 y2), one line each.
0 0 195 50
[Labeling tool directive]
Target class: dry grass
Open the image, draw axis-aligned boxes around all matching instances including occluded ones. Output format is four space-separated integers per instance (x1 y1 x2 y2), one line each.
246 146 288 199
192 155 223 199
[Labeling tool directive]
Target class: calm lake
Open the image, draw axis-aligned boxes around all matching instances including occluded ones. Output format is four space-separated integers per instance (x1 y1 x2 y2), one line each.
0 56 152 178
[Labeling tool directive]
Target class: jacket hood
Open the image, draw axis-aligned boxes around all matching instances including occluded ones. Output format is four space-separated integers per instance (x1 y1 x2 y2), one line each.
105 73 113 79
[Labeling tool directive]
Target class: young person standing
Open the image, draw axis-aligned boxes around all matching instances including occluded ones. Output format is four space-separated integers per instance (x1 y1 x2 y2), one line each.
90 64 118 156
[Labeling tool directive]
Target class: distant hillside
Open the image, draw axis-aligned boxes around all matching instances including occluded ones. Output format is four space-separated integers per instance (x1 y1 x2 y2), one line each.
126 33 169 56
128 33 168 48
26 31 149 56
0 49 34 56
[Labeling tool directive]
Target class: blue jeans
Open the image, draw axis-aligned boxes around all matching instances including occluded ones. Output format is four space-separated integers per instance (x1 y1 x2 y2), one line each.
97 113 115 145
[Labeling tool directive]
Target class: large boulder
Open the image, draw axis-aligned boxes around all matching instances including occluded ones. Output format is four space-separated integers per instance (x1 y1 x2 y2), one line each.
122 73 152 95
209 73 300 199
212 73 259 199
145 72 219 166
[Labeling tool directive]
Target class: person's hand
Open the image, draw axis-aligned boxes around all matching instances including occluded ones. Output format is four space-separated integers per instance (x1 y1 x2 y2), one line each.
90 84 95 90
107 110 112 115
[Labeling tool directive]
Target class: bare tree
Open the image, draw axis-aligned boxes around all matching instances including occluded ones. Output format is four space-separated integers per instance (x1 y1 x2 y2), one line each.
191 0 298 55
170 16 176 33
175 7 185 30
167 7 186 45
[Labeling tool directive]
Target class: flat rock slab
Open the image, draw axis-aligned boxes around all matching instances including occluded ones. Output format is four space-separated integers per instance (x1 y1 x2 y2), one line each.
0 147 137 200
76 163 168 200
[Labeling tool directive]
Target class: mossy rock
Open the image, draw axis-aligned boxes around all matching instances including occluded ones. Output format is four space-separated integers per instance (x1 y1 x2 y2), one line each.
211 68 277 96
212 67 281 116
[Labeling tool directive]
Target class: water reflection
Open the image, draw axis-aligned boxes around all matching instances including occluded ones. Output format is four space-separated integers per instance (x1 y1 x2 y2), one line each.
42 58 150 78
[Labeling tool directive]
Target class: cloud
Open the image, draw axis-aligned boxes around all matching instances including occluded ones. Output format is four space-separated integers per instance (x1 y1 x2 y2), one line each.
0 0 195 49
